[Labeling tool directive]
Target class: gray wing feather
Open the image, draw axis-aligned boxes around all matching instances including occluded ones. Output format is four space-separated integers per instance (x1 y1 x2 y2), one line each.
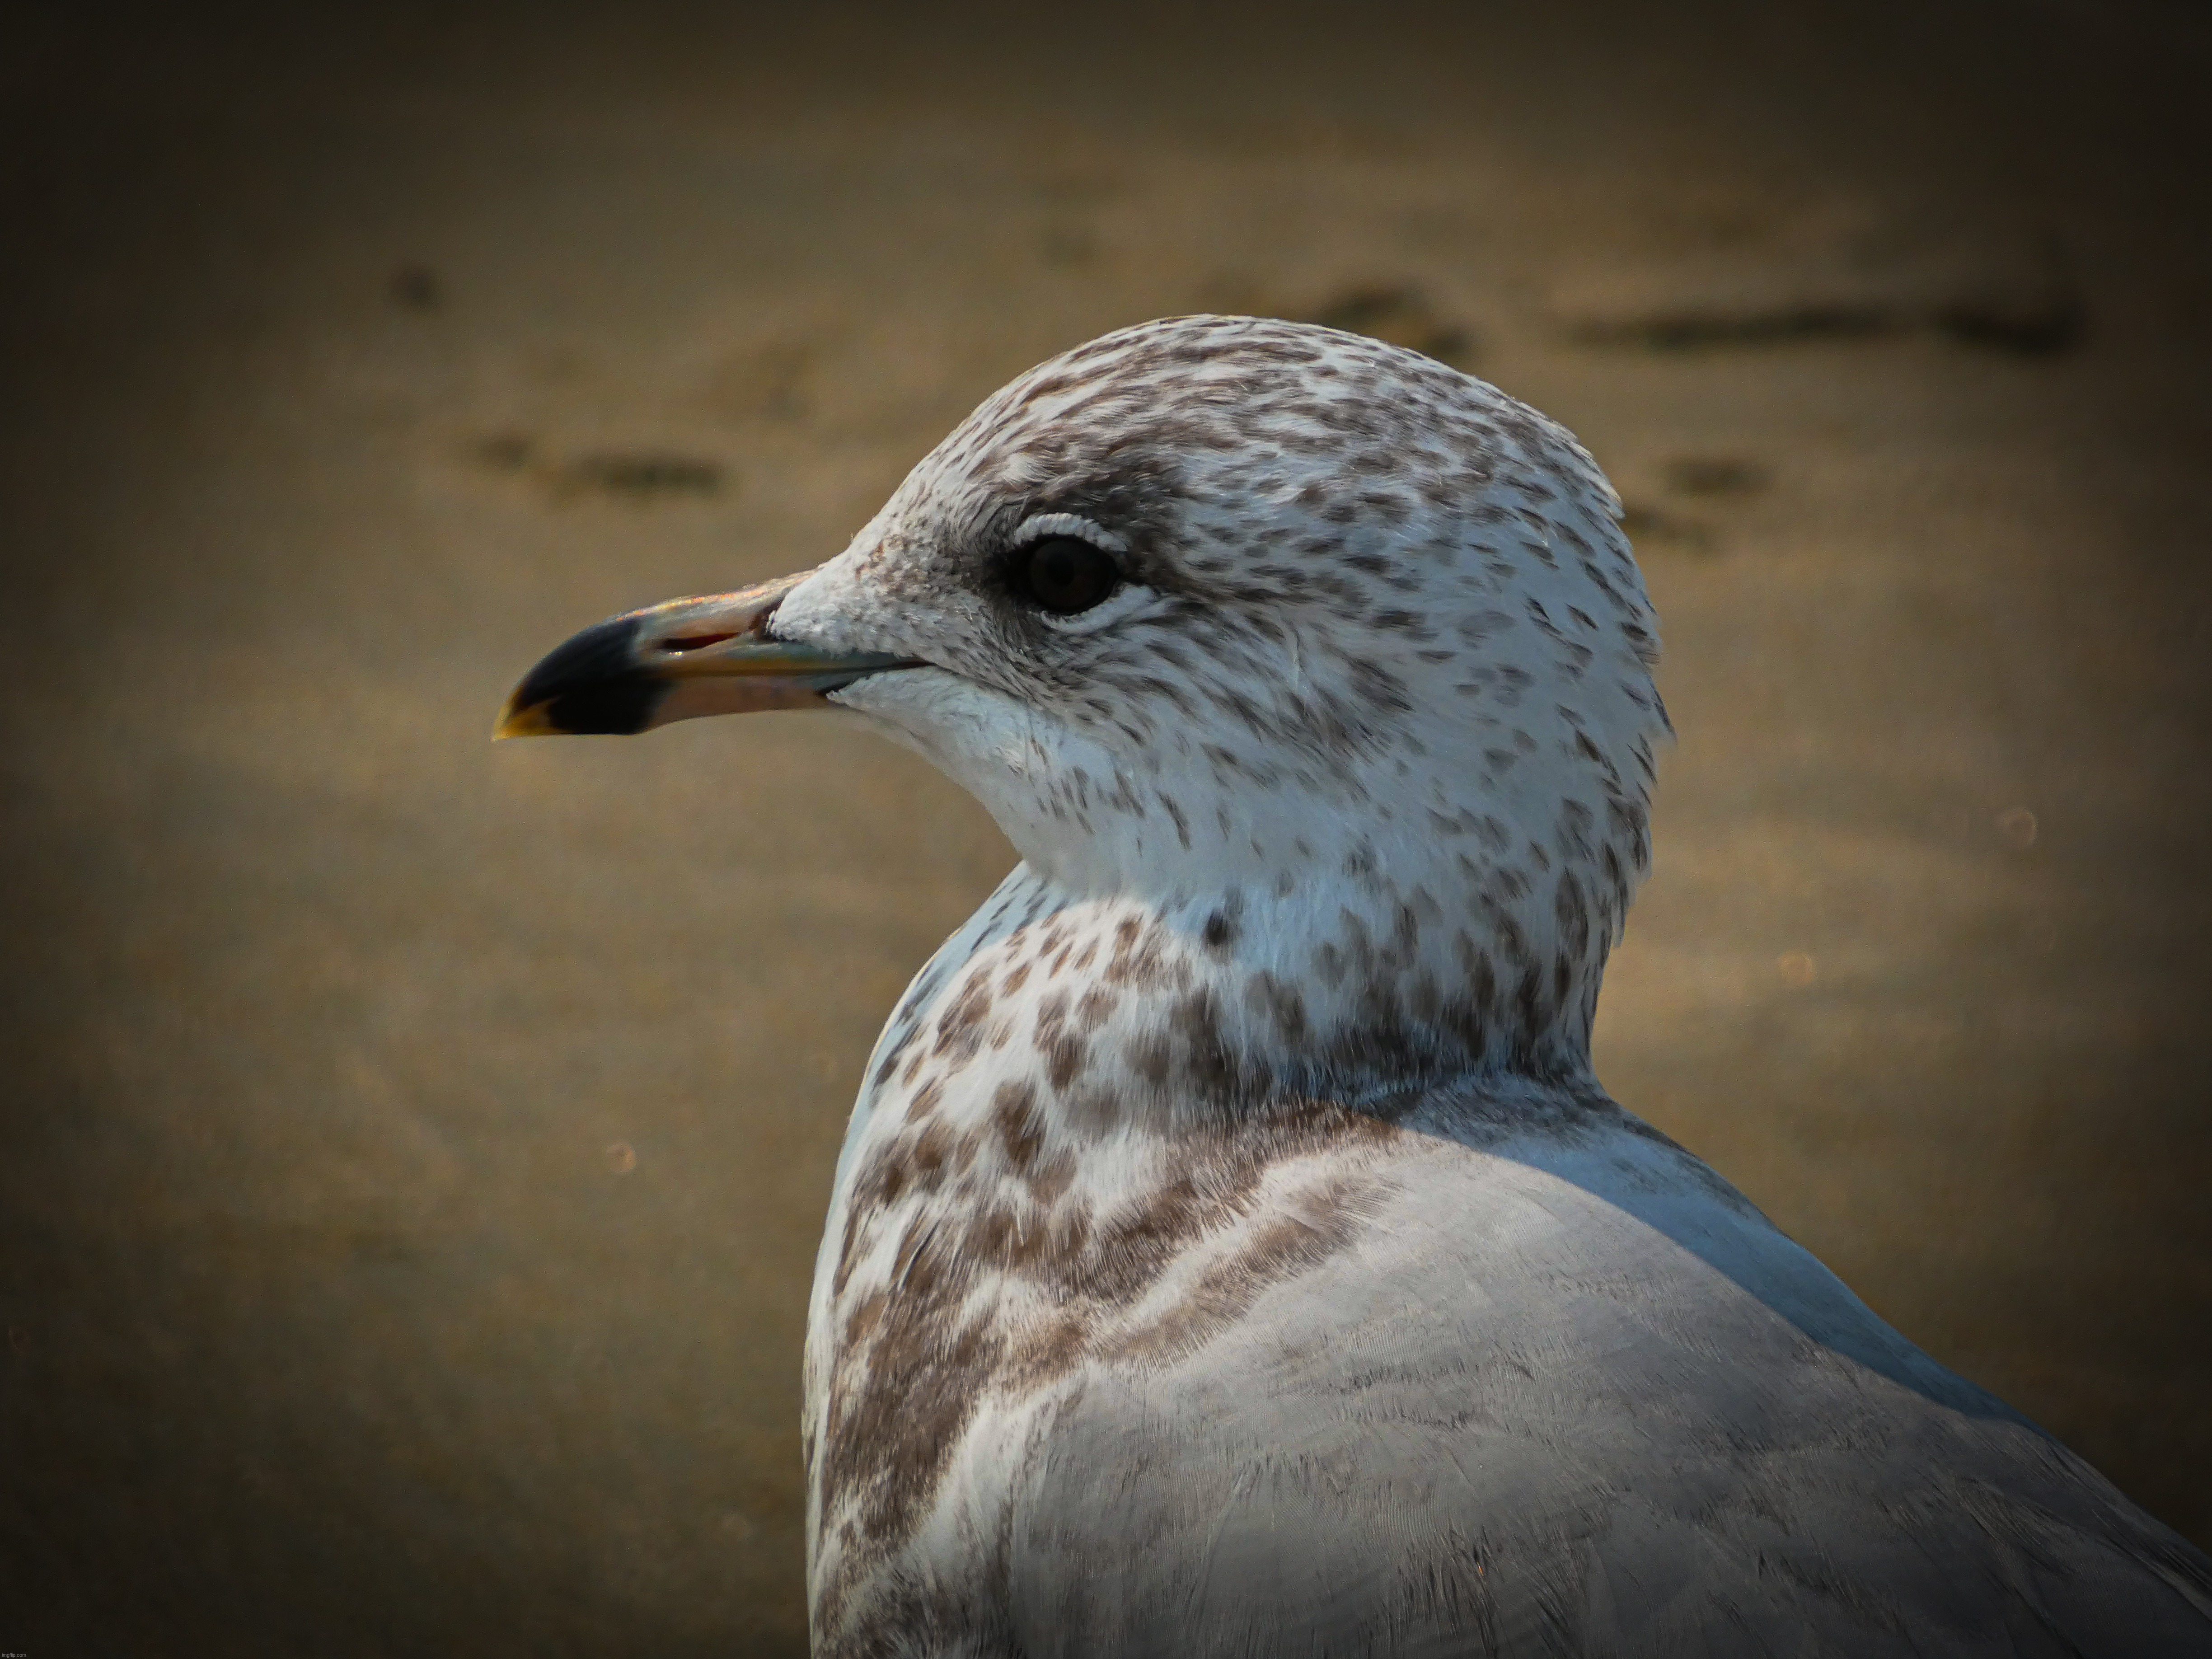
995 1119 2212 1656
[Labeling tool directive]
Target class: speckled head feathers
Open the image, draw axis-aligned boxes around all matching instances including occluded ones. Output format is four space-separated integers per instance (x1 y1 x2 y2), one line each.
776 314 1668 1090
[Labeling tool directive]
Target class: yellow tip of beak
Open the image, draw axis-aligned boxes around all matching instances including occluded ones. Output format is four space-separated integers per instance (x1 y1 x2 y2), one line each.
492 700 565 740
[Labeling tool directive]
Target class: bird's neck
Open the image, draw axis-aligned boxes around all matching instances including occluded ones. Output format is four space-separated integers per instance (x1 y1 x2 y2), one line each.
862 841 1615 1145
839 666 1653 1115
895 718 1650 1116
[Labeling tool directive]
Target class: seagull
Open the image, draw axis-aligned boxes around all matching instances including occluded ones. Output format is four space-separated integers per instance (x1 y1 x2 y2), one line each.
498 316 2212 1656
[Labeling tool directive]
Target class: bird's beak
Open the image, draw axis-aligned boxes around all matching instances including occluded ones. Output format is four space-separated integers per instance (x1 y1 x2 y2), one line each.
494 571 920 738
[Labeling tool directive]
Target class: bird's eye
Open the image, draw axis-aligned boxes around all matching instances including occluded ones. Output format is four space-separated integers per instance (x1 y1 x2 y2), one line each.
1012 536 1123 616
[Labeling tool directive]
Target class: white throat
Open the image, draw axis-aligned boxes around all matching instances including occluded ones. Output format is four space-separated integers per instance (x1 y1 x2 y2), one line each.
832 661 1650 1105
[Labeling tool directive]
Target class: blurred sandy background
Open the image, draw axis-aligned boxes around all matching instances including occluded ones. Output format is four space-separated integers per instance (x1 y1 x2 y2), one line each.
4 2 2209 1651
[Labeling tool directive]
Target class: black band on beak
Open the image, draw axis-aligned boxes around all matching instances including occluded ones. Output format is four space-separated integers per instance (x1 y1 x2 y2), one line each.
505 616 667 736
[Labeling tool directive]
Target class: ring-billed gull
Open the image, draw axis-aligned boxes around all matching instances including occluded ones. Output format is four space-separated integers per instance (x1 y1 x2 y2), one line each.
499 316 2212 1655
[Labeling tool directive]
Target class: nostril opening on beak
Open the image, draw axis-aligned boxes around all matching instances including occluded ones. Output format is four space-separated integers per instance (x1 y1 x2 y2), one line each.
661 631 740 653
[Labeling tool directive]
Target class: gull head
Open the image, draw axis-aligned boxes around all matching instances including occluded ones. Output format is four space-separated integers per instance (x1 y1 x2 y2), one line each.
503 315 1669 1092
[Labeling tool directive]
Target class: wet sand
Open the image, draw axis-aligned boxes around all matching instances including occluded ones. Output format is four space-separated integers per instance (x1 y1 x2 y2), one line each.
3 3 2209 1651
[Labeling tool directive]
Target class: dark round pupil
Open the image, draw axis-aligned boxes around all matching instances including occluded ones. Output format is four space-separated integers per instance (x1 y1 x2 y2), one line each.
1018 536 1120 615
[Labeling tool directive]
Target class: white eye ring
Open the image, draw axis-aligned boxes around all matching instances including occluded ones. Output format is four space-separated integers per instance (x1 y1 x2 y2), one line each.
1037 580 1161 635
1007 512 1159 633
1012 512 1129 553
